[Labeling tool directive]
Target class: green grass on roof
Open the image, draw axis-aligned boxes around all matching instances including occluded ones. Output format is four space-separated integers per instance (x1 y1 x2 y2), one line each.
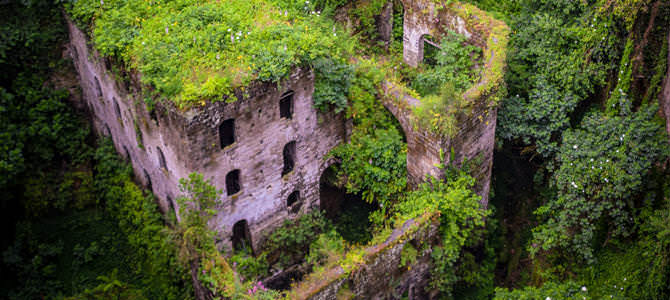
67 0 354 109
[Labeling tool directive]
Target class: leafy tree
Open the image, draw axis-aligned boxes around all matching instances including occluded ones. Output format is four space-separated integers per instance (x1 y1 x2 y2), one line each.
531 105 668 262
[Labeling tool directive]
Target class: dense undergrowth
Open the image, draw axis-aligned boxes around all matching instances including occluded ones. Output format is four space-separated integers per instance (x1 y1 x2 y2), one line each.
466 0 670 298
4 0 670 299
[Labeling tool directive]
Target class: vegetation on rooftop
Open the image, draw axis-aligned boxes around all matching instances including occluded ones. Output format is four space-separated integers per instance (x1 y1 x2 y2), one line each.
66 0 355 109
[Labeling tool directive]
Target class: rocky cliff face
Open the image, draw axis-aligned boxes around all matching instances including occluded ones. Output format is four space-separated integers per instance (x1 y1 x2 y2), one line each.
661 31 670 139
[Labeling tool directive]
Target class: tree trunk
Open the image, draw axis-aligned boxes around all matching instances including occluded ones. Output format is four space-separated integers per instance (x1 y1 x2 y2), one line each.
190 260 212 300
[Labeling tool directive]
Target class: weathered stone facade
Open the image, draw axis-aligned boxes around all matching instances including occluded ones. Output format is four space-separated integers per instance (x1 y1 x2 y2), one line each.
291 213 440 300
66 1 506 284
386 0 508 205
67 18 347 252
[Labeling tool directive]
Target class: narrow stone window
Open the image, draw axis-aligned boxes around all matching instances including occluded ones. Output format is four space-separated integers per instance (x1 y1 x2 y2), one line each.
287 191 299 207
143 169 152 191
157 146 168 171
94 76 103 98
219 119 235 148
421 35 440 66
113 97 121 119
226 169 241 196
150 108 159 127
232 219 252 252
282 141 296 176
279 90 294 119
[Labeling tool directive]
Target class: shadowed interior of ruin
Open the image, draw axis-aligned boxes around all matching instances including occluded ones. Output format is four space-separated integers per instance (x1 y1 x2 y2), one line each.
319 165 376 244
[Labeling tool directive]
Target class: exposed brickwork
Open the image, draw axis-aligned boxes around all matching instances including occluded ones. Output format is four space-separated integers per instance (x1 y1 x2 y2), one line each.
292 213 439 300
66 18 347 252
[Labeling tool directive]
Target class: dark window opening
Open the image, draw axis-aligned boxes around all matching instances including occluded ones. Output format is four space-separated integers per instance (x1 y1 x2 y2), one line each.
143 169 152 191
282 141 296 176
319 164 375 243
94 76 103 98
279 91 294 119
114 97 122 119
287 191 300 207
232 220 252 252
287 191 301 213
150 108 159 126
421 35 440 66
226 169 241 196
157 146 168 171
219 119 235 148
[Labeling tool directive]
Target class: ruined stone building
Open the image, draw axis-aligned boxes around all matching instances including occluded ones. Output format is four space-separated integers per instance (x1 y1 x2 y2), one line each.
66 0 506 256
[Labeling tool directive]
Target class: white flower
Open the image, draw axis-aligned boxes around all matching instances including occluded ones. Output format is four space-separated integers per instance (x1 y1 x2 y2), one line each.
581 286 587 292
546 297 551 300
571 182 578 188
573 145 578 149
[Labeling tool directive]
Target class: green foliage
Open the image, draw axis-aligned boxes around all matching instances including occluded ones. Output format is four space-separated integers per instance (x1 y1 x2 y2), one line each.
263 210 329 267
66 0 355 108
94 141 189 299
329 60 407 211
399 243 418 268
305 229 345 266
412 83 466 136
3 140 190 299
577 191 670 300
497 1 620 157
393 170 489 295
1 77 92 208
349 0 388 42
411 31 482 97
531 105 668 262
494 281 594 300
229 247 269 282
313 57 354 112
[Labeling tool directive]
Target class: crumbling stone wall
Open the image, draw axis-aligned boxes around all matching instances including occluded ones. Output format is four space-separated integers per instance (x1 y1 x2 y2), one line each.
66 18 347 252
291 213 440 300
401 0 487 67
380 1 508 206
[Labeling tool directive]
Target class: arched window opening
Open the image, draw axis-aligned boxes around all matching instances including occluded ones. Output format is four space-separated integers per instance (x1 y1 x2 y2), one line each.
279 90 294 120
94 76 103 98
219 119 235 148
232 220 252 252
143 169 152 191
287 191 300 213
157 146 168 171
113 97 122 120
287 191 300 207
226 169 241 196
150 109 159 126
282 141 296 176
421 35 440 66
